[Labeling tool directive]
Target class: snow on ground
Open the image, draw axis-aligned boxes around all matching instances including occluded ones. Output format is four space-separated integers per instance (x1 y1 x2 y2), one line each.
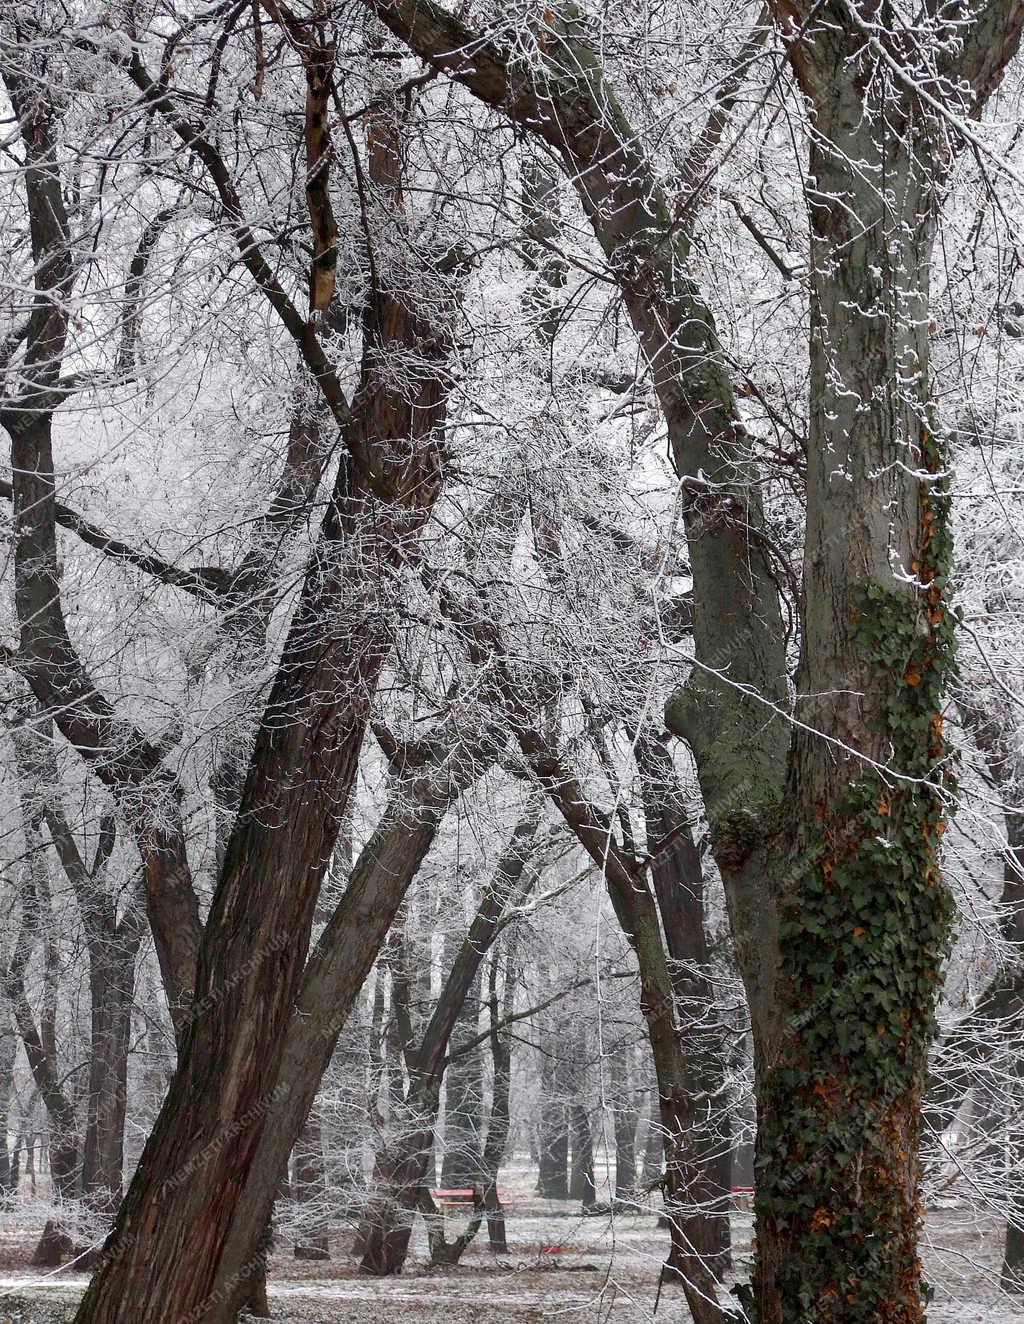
0 1164 1021 1321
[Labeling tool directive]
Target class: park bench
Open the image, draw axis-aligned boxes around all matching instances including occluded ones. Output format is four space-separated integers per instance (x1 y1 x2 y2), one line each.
429 1186 516 1211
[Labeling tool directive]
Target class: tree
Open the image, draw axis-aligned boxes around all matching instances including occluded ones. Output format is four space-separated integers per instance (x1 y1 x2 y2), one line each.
0 6 469 1318
350 0 1024 1317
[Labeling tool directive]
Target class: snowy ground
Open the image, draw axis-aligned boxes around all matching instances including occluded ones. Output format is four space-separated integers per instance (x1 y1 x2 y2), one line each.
0 1164 1020 1322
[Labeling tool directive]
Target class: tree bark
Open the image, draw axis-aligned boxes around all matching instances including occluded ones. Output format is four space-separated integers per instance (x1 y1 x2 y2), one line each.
735 9 1023 1317
73 209 456 1324
638 733 730 1276
210 716 501 1318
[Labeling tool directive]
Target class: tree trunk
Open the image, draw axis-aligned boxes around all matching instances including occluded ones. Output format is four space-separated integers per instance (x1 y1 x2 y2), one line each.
536 1020 570 1199
0 1009 15 1194
640 1092 662 1186
440 965 484 1190
212 730 497 1317
739 36 954 1321
358 810 538 1276
292 1120 330 1260
609 1043 638 1203
951 728 1024 1295
639 733 730 1275
481 944 516 1253
81 922 141 1217
6 730 81 1267
569 1103 596 1209
74 330 451 1324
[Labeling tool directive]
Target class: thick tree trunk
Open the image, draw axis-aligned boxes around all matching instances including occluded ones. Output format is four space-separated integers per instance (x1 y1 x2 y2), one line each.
74 315 452 1324
738 45 954 1321
211 730 498 1319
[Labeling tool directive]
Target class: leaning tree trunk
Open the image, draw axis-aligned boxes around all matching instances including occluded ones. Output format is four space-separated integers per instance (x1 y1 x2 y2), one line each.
73 286 452 1324
639 733 730 1275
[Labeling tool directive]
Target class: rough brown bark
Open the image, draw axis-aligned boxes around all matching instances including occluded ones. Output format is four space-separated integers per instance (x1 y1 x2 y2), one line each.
211 716 501 1318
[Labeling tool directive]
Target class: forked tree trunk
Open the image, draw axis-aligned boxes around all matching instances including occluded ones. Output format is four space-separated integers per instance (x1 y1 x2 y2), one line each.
218 780 481 1306
73 273 453 1324
70 49 462 1316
